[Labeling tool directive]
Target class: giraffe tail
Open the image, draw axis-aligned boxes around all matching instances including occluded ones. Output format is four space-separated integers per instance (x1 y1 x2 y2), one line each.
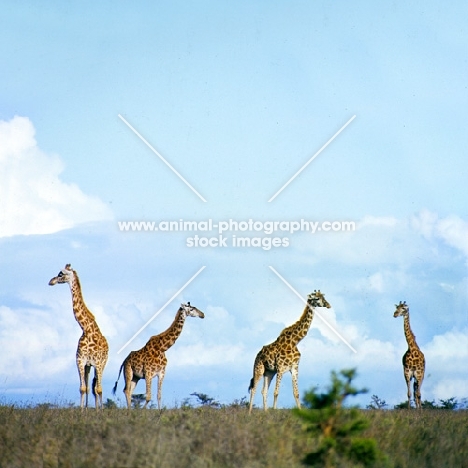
92 376 97 397
248 377 254 393
112 362 124 395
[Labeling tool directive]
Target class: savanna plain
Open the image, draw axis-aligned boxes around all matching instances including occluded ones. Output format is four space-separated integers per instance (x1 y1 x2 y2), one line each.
0 404 466 468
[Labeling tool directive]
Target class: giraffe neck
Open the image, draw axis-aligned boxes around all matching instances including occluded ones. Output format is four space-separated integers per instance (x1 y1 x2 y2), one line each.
280 303 314 344
68 271 99 334
149 309 187 352
403 314 417 350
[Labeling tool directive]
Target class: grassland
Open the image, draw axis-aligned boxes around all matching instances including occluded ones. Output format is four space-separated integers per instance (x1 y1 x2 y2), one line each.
0 405 466 468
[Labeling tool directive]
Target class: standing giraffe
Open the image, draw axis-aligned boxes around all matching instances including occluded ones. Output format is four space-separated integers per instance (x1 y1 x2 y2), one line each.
248 290 331 413
113 302 204 409
49 264 109 409
393 301 426 409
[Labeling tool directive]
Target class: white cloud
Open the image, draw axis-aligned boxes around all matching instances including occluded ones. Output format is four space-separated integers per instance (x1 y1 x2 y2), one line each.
436 215 468 258
293 211 468 277
359 216 399 228
431 380 468 402
424 328 468 371
412 209 468 259
170 343 245 367
411 209 439 240
0 116 112 238
310 307 359 349
369 272 384 293
295 215 415 267
0 305 76 386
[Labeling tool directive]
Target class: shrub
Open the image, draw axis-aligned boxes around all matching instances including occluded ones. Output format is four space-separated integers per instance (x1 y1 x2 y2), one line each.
367 395 388 410
294 368 385 467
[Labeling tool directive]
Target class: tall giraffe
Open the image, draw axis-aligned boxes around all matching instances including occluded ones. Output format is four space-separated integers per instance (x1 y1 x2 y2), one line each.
393 301 426 409
248 290 331 413
49 264 109 409
113 302 204 409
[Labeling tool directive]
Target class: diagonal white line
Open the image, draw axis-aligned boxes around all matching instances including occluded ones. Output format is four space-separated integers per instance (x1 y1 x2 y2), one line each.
117 266 206 354
269 266 357 353
118 114 207 202
268 115 356 202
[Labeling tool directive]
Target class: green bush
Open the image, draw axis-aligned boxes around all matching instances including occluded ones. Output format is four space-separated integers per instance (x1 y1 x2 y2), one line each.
294 369 385 467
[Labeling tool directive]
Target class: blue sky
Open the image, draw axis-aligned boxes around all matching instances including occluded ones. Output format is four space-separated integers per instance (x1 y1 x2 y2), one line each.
1 1 467 408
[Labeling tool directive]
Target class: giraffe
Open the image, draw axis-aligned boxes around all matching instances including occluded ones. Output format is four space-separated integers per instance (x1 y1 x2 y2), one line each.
393 300 426 409
113 302 204 409
49 264 109 409
248 290 331 413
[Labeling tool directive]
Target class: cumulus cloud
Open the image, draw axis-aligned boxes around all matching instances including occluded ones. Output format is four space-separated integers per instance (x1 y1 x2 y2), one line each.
420 328 468 401
295 211 468 269
412 209 468 259
310 306 359 350
431 380 468 402
0 304 76 388
424 328 468 372
170 343 245 367
0 116 112 238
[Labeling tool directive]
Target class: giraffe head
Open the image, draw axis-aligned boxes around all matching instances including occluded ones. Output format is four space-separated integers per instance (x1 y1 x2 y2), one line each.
49 264 74 286
307 290 331 308
179 302 205 319
393 300 409 318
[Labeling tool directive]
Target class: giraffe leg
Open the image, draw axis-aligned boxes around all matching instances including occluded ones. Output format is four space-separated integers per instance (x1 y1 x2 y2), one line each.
91 373 98 409
404 368 412 409
84 364 91 409
127 380 138 408
93 366 104 410
248 384 259 413
248 361 265 414
272 370 284 410
144 376 153 409
262 370 275 410
413 379 420 409
156 371 165 410
291 362 301 409
123 363 135 409
155 358 167 410
248 383 257 414
94 355 107 410
414 368 424 409
76 359 87 409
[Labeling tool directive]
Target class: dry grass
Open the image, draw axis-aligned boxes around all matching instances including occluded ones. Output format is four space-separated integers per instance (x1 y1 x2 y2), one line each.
0 405 466 467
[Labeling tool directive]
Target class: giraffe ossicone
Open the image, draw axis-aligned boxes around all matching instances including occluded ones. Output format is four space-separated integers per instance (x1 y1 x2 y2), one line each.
49 264 109 410
248 290 331 413
393 300 426 409
113 302 205 409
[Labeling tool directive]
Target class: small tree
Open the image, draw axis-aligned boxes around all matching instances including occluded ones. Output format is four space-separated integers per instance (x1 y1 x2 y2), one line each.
366 395 388 410
227 396 249 409
180 397 193 409
294 369 383 467
103 398 118 409
394 400 411 409
439 397 458 410
190 392 221 408
421 399 437 409
131 394 147 409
